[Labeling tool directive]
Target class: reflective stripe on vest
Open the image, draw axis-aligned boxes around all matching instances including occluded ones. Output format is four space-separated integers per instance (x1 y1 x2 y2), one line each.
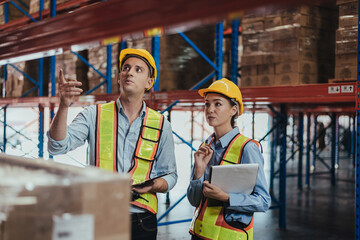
190 134 258 240
96 103 163 213
129 107 164 214
96 102 118 171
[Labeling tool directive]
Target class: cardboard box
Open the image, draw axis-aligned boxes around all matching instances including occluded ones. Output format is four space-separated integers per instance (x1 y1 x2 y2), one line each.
337 0 357 5
338 1 358 16
274 73 318 85
258 64 275 75
335 40 357 54
335 53 357 67
273 38 298 52
0 154 130 240
336 28 358 42
242 65 258 76
275 61 318 74
277 50 318 62
262 54 278 64
264 16 282 30
242 21 264 33
281 14 335 30
335 65 358 78
338 15 358 29
257 74 275 86
241 54 263 66
241 75 258 87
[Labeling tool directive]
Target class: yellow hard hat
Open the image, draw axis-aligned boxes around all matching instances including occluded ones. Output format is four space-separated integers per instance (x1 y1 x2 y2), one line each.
119 48 157 90
198 78 243 116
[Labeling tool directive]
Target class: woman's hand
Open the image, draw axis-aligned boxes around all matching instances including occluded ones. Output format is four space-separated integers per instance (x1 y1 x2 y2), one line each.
203 180 229 202
194 144 213 179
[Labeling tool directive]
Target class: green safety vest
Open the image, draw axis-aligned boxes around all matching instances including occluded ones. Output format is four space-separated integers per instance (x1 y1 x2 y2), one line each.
190 134 258 240
95 102 164 213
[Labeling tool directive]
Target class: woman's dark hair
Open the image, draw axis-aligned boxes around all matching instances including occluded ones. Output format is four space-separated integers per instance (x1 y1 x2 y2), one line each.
205 92 238 128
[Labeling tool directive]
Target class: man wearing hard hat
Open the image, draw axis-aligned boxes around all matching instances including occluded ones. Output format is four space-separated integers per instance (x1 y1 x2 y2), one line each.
48 48 178 240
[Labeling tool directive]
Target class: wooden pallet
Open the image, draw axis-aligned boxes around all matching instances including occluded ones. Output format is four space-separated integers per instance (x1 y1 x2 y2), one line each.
328 78 356 83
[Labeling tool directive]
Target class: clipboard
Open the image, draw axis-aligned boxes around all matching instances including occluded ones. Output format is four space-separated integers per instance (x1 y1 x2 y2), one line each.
132 171 174 187
209 163 258 195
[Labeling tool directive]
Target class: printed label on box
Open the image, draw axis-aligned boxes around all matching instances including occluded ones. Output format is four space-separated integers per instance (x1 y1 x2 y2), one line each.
328 86 340 94
341 85 354 93
52 214 94 240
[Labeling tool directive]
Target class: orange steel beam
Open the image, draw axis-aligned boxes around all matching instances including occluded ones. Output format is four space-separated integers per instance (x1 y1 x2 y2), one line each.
0 83 355 113
0 0 312 61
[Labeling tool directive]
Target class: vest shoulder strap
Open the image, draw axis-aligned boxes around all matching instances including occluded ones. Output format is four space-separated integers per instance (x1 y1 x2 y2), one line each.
221 134 260 165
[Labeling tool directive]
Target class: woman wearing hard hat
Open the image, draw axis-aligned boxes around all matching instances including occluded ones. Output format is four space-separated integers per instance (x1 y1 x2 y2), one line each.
187 78 271 240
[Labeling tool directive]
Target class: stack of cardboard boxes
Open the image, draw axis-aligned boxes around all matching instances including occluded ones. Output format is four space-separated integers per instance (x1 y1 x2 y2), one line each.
335 0 358 79
241 4 337 87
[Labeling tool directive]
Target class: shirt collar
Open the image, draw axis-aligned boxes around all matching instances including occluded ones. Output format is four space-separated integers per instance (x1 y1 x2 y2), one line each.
206 127 240 148
116 98 147 118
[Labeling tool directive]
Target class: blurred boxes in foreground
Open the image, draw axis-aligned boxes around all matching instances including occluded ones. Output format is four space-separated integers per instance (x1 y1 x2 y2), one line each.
0 153 130 240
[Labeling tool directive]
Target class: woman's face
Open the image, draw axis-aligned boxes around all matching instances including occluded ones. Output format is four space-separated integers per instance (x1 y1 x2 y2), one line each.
204 93 237 128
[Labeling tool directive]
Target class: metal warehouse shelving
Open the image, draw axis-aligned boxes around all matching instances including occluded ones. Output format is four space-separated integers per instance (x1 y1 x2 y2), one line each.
0 0 358 237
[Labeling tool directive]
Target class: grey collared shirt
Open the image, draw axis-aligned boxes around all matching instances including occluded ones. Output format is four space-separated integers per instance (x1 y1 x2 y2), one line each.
48 99 177 213
187 127 271 225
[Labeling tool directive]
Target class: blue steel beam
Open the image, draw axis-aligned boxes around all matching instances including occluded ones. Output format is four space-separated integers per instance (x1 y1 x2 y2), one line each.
178 31 218 71
152 36 160 92
120 41 127 50
269 116 276 193
215 22 223 79
17 0 29 10
38 105 44 157
106 45 112 94
39 0 44 20
50 0 56 122
230 19 239 84
2 108 6 152
157 193 187 223
72 51 107 79
9 64 39 86
279 104 287 229
352 115 355 163
305 113 311 187
291 116 295 160
38 58 44 157
9 1 37 22
72 50 113 95
312 116 318 169
4 2 9 23
330 113 337 186
298 112 304 190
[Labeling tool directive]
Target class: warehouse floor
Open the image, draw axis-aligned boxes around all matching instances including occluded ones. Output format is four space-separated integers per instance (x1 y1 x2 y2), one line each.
157 150 355 240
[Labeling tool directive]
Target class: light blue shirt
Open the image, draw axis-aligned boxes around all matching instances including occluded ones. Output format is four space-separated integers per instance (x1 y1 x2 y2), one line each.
187 127 271 225
48 99 178 213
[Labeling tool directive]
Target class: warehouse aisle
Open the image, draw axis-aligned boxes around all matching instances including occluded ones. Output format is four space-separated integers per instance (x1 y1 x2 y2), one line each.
157 150 355 240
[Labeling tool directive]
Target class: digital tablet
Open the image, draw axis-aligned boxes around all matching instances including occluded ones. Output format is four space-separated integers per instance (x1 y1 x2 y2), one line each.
210 163 258 195
132 171 174 187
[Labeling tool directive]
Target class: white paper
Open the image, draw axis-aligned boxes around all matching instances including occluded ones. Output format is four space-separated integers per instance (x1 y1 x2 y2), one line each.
52 214 94 240
210 163 259 195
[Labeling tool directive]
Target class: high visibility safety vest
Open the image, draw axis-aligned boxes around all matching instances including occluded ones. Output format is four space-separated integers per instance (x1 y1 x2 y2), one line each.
190 133 259 240
95 102 164 214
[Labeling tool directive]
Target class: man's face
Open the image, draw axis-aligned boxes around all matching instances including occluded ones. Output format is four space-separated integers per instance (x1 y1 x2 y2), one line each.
118 57 152 95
